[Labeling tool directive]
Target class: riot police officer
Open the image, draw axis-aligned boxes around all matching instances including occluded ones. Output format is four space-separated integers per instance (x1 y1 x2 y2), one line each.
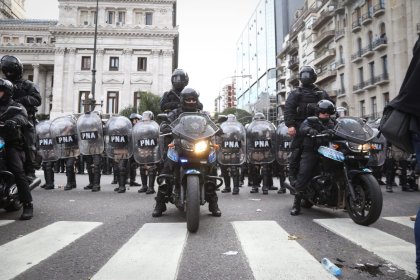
0 78 33 220
128 113 142 187
160 69 203 112
1 55 42 181
153 88 221 217
284 66 332 186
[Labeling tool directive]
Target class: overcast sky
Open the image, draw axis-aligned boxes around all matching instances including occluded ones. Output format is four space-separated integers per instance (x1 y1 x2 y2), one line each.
25 0 259 112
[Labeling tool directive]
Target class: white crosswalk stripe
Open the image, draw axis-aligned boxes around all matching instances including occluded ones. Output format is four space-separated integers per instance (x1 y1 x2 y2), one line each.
0 221 102 280
0 220 14 227
383 216 415 229
314 218 416 277
91 223 188 280
232 220 337 280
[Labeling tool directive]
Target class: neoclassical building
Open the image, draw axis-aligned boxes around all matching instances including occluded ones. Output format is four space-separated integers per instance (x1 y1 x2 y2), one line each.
0 0 179 118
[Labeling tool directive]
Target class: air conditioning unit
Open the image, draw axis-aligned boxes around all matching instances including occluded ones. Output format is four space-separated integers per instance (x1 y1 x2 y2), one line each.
84 21 88 25
116 21 122 26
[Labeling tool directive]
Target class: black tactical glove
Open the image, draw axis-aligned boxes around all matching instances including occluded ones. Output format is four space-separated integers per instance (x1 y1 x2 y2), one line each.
307 128 318 136
4 119 17 130
321 129 335 137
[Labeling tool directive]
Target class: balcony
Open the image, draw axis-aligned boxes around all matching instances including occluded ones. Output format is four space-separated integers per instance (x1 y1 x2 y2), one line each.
313 30 335 48
373 2 385 17
317 69 337 84
353 82 365 94
337 88 346 97
287 73 299 86
374 72 389 85
288 57 299 70
277 73 286 83
335 29 345 41
351 50 363 63
289 42 299 55
335 3 345 15
314 48 336 66
312 10 335 31
352 18 361 33
361 11 373 25
336 58 345 69
363 78 376 90
372 37 387 51
361 43 374 57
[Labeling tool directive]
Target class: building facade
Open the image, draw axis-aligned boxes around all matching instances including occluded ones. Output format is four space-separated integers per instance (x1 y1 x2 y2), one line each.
0 0 179 118
214 82 236 113
235 0 304 123
277 0 420 120
0 0 25 19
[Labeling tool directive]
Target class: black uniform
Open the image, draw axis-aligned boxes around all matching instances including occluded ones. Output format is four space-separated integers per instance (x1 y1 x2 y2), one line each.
160 89 203 113
284 85 331 182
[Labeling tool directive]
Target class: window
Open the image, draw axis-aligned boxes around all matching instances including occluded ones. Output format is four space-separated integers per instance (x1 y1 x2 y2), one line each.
36 37 42 43
12 37 19 43
26 37 34 43
137 57 147 71
107 11 115 24
81 56 91 70
109 57 119 71
383 92 389 106
340 73 345 91
3 36 10 43
381 55 388 75
133 91 142 110
79 91 90 113
369 61 375 81
118 11 126 24
135 12 142 24
358 67 364 84
107 91 119 114
28 75 33 81
91 11 97 24
371 96 377 117
80 10 88 24
360 100 366 117
145 12 153 25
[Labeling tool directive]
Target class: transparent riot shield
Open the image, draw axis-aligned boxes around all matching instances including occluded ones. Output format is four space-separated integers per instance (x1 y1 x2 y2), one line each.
50 115 80 158
368 128 387 167
36 120 59 162
104 116 132 160
275 122 292 165
132 118 162 164
246 119 276 164
77 112 104 155
217 119 246 165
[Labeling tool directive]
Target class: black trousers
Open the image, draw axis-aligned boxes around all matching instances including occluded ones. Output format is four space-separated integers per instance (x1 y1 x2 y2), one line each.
289 134 304 177
42 161 55 187
6 147 32 204
84 154 102 186
65 157 76 185
294 152 318 192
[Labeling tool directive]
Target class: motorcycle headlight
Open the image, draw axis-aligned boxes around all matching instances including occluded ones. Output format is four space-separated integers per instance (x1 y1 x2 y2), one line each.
180 139 194 151
357 143 371 152
194 141 208 154
347 141 370 153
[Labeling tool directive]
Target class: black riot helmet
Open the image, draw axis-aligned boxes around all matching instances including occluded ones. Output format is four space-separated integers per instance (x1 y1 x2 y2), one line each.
0 78 13 104
1 55 23 81
299 65 317 86
253 112 266 121
180 87 199 112
316 99 336 115
171 69 189 92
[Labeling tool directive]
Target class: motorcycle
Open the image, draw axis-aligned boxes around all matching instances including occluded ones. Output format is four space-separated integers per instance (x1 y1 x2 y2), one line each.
157 112 222 233
0 106 40 212
301 116 383 226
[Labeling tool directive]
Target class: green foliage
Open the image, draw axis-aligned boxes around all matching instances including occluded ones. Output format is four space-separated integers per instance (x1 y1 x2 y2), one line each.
217 107 252 125
36 113 50 121
119 91 161 120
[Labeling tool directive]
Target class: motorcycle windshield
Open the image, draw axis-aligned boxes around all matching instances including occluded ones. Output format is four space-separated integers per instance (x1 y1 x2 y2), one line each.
171 112 218 142
335 117 375 144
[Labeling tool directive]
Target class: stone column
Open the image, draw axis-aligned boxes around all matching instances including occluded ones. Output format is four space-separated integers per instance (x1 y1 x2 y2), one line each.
46 70 53 115
161 50 173 95
151 49 161 95
38 67 47 114
95 49 105 112
50 48 66 118
32 64 40 85
122 48 133 109
65 48 76 114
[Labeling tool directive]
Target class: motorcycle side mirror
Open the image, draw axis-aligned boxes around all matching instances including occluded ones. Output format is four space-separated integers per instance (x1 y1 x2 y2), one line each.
0 106 22 121
217 115 228 124
157 113 169 122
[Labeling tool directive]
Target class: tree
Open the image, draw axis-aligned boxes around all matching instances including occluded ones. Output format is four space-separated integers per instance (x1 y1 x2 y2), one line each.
218 107 252 125
119 91 161 120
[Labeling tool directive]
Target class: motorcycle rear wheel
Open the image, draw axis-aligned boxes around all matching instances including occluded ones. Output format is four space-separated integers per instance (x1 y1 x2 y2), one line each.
186 175 200 233
347 174 383 226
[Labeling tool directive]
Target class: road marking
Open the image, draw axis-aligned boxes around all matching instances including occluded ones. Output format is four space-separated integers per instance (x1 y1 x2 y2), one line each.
314 218 416 276
0 221 102 280
91 223 188 280
0 220 14 227
232 221 337 280
383 216 415 229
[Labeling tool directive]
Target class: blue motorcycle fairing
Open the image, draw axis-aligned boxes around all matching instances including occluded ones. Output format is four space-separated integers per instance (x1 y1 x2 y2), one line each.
208 150 216 163
318 146 345 162
167 147 178 162
185 169 201 175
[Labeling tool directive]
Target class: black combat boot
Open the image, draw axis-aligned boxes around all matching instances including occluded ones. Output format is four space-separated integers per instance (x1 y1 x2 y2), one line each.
152 191 167 217
92 172 101 192
146 174 156 194
138 172 148 193
20 202 33 220
250 186 259 193
207 194 222 217
386 185 393 193
44 168 55 190
278 180 289 194
290 193 302 216
262 185 269 195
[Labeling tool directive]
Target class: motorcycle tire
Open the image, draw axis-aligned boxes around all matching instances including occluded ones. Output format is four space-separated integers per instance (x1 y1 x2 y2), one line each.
347 174 383 226
301 199 314 209
186 175 200 233
4 200 22 212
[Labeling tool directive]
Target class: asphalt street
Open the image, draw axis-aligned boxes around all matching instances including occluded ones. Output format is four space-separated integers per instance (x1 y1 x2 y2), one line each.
0 171 419 280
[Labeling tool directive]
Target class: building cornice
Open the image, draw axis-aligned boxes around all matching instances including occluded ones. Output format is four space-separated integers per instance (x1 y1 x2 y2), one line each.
50 26 178 38
0 46 56 54
58 0 175 3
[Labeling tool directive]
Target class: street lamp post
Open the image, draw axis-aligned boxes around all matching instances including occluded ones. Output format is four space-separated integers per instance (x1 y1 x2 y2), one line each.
90 0 99 102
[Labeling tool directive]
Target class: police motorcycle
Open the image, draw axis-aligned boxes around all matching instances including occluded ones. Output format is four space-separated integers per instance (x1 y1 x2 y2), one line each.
50 115 80 159
0 106 40 211
246 113 276 194
216 114 246 194
302 116 383 226
157 112 222 233
132 111 162 192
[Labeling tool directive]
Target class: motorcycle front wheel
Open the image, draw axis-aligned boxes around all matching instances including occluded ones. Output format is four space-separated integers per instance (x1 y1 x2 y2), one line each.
347 174 383 226
186 175 200 233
